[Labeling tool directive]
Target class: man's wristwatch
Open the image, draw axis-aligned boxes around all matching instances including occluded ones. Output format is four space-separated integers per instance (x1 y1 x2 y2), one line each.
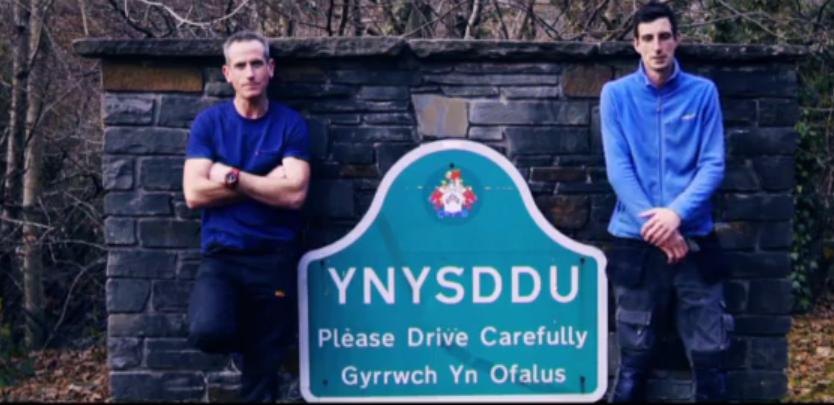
224 167 241 190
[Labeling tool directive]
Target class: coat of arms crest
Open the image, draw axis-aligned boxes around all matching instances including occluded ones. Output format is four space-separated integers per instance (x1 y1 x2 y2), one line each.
429 167 478 218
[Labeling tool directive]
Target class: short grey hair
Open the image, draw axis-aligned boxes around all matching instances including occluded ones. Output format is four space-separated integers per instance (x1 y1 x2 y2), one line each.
222 31 270 63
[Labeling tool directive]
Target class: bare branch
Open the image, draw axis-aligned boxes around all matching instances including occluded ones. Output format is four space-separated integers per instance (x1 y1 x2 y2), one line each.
463 0 481 39
135 0 252 29
491 0 509 39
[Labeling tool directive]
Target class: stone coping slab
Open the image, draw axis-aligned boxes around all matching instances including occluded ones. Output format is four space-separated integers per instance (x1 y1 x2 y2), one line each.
74 37 806 62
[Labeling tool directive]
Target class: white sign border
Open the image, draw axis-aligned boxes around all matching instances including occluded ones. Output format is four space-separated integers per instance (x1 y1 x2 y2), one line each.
298 139 609 403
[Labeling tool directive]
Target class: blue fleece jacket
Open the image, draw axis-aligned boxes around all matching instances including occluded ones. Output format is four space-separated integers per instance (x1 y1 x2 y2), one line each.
600 60 725 239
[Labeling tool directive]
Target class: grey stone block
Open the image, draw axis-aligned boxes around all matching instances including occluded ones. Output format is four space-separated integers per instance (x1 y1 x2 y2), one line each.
714 222 757 250
104 192 171 216
152 280 193 312
722 99 757 125
107 250 177 279
453 63 562 74
468 126 503 141
178 260 200 281
535 195 589 230
412 94 468 138
357 86 409 100
759 98 800 127
753 156 795 191
732 315 791 335
307 118 329 161
330 126 414 142
720 194 793 221
102 156 134 191
726 127 798 156
330 70 419 85
376 143 417 174
207 370 242 402
204 82 234 97
727 370 787 400
506 127 589 155
310 99 410 113
470 100 589 125
424 73 559 86
332 143 374 164
749 337 789 369
747 279 793 314
725 252 791 278
530 167 586 182
104 127 189 155
714 69 798 98
590 194 616 223
562 65 612 98
646 378 692 402
110 371 205 402
726 337 749 369
269 83 354 99
145 338 226 370
590 105 603 154
140 157 184 190
108 337 142 370
108 313 188 337
305 180 355 219
725 280 749 313
363 113 414 125
105 217 136 246
107 278 151 313
138 219 201 248
441 86 499 97
759 221 793 249
555 180 611 194
314 113 361 125
501 86 561 99
720 161 760 191
158 95 222 128
103 94 155 125
174 198 200 220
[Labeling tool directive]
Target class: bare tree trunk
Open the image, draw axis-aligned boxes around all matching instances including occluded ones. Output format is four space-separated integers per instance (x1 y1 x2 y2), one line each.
464 0 482 39
3 0 30 236
338 0 350 36
352 0 363 36
21 0 48 349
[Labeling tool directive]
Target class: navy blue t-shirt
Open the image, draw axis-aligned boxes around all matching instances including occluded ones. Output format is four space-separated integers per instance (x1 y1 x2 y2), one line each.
185 100 310 253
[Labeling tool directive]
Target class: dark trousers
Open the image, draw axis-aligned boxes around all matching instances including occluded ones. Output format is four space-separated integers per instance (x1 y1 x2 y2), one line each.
606 234 733 402
187 249 298 402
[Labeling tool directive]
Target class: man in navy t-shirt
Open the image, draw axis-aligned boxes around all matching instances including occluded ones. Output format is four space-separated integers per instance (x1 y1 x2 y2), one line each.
182 30 310 402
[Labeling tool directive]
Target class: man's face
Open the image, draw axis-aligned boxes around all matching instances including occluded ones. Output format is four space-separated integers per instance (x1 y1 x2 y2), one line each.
223 40 274 100
633 17 679 75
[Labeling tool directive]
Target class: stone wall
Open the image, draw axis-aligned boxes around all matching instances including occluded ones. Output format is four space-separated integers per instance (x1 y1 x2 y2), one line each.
75 38 803 402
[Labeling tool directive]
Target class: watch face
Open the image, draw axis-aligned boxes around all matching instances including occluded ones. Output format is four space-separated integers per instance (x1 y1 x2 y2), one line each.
226 171 238 185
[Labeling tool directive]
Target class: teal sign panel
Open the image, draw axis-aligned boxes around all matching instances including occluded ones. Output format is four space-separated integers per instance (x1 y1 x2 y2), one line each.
299 140 608 402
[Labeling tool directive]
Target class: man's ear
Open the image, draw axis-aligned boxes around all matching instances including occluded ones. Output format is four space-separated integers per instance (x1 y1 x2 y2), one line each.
268 58 276 79
222 64 232 83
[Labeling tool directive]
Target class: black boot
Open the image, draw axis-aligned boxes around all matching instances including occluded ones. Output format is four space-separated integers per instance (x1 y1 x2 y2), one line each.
692 351 727 402
610 350 652 402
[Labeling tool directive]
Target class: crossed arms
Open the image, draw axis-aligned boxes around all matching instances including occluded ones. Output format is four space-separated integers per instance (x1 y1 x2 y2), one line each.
182 157 311 210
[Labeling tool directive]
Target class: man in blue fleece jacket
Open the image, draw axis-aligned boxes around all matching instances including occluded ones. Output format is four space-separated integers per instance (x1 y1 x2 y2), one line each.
600 1 731 402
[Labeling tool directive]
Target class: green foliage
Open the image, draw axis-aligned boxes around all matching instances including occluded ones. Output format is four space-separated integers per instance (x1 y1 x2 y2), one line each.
790 53 834 312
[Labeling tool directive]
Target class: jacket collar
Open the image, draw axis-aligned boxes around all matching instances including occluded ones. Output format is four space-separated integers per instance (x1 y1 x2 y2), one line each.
637 58 681 90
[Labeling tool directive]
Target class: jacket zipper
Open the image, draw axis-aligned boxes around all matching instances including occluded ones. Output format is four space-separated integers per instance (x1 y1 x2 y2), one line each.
657 92 663 207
